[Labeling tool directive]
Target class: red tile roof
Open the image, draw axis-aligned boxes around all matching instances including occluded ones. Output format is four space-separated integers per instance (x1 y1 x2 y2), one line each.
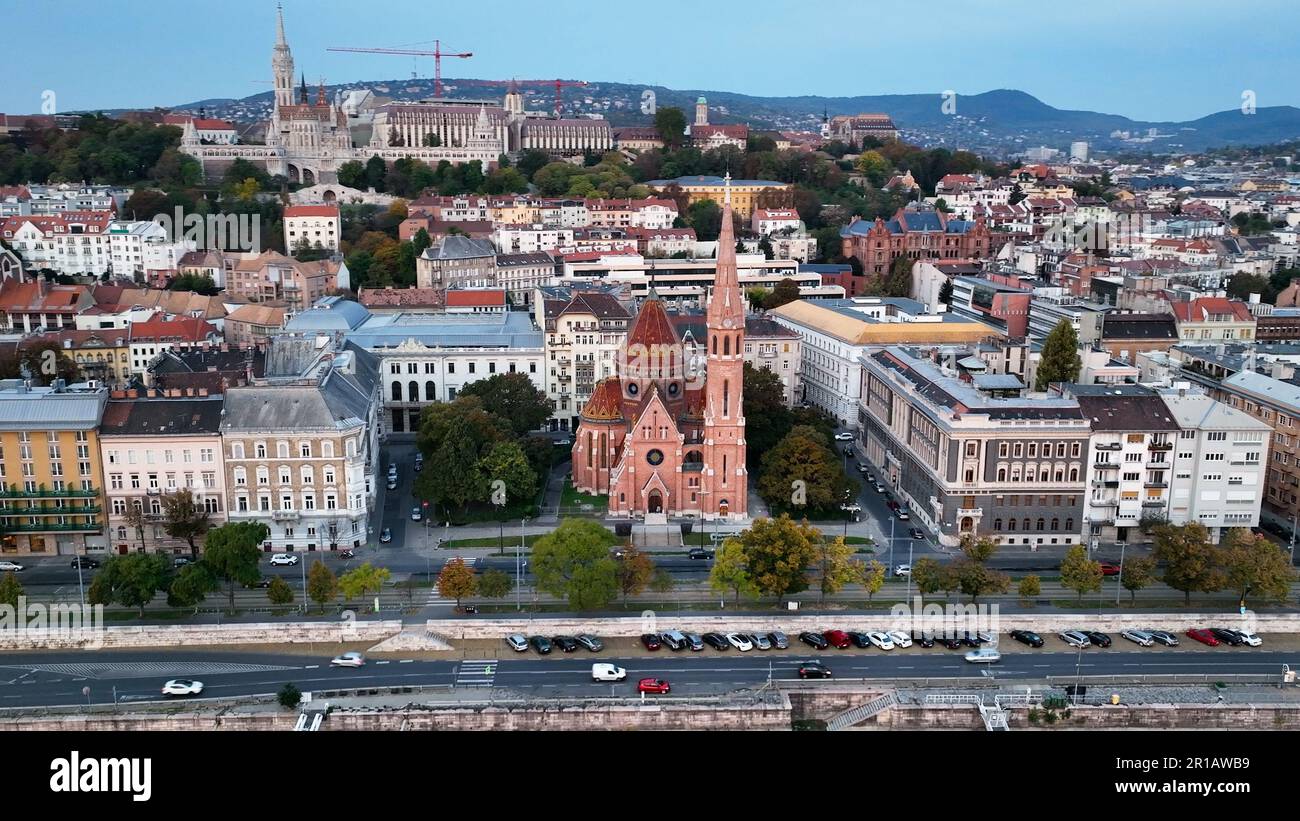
445 289 506 307
581 377 625 421
625 297 679 348
1170 297 1254 323
284 205 341 218
128 315 220 344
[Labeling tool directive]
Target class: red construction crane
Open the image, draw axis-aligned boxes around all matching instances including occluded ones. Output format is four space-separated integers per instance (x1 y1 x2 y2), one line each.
327 41 472 98
481 79 589 117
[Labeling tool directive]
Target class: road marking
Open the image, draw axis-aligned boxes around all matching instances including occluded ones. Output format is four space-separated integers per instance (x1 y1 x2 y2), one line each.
375 660 390 665
456 660 497 688
399 659 414 664
305 665 318 669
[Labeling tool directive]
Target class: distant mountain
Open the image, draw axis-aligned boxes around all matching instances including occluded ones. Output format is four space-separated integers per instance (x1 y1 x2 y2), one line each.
150 81 1300 157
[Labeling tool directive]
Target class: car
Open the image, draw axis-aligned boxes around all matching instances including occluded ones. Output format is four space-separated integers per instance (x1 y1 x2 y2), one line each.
768 631 789 650
161 679 204 696
886 500 900 511
379 527 393 544
874 483 887 493
552 635 580 653
1146 630 1180 647
339 549 355 560
848 631 873 649
330 651 365 667
823 630 852 649
637 678 671 694
726 632 754 651
965 647 1002 664
413 457 423 473
1121 629 1154 647
687 547 714 560
683 632 705 651
268 553 299 566
659 631 687 651
591 663 626 682
977 630 996 645
1086 631 1112 648
910 528 925 540
895 508 911 521
1099 562 1121 577
750 633 773 651
834 432 854 441
505 634 529 652
69 557 100 569
640 633 662 651
1010 630 1044 648
702 632 730 650
575 634 604 652
893 564 911 578
1186 628 1220 646
410 507 423 522
530 636 553 654
840 503 862 520
867 631 895 651
386 479 397 490
1059 630 1091 648
173 556 192 567
887 630 913 648
798 661 833 679
857 464 871 474
799 631 829 650
1210 628 1245 646
245 578 272 589
1234 630 1263 647
387 464 398 476
937 635 963 650
914 632 936 648
961 632 983 647
553 437 572 447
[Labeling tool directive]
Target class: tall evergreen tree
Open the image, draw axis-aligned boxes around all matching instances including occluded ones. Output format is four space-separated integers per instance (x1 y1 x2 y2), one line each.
1035 319 1082 390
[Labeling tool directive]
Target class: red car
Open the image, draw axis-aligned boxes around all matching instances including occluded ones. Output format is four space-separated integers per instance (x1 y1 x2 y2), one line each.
886 500 900 511
637 678 671 694
640 633 661 651
1099 563 1121 577
1186 628 1220 646
822 629 852 649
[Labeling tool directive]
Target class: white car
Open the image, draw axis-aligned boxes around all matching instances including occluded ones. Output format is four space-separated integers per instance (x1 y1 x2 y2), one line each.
330 652 365 667
0 561 24 572
1121 629 1154 647
505 634 529 652
965 647 1001 664
161 679 204 696
591 663 627 682
725 632 754 651
886 630 912 648
833 432 854 441
893 564 911 578
411 507 423 522
867 631 895 651
1233 630 1263 647
1059 630 1091 648
268 553 299 566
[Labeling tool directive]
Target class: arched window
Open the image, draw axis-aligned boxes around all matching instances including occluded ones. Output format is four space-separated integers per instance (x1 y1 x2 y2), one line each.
425 381 436 402
723 335 730 356
585 432 593 468
1051 518 1059 531
993 518 1003 531
409 381 419 402
232 442 245 459
1023 518 1031 531
1036 518 1045 531
1066 517 1074 531
1008 518 1016 531
322 441 334 458
997 468 1006 482
392 382 403 401
1055 470 1064 482
712 336 717 355
1069 467 1079 481
723 380 729 416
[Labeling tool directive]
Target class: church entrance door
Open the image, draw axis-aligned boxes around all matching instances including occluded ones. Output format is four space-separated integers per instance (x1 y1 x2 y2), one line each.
647 491 663 514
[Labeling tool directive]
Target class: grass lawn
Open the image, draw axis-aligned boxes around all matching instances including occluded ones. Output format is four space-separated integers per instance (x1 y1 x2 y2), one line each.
445 534 546 549
561 479 607 511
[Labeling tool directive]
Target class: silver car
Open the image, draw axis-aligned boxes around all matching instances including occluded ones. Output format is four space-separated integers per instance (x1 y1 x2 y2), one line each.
1145 630 1180 647
749 633 772 651
1059 630 1091 648
505 634 529 652
1121 629 1154 647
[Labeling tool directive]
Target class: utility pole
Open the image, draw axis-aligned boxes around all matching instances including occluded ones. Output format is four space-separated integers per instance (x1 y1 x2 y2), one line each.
517 517 528 612
1115 540 1127 606
1290 513 1297 565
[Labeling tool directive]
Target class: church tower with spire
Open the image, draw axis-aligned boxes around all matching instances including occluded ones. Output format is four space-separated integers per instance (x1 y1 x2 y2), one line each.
702 174 747 519
272 3 295 111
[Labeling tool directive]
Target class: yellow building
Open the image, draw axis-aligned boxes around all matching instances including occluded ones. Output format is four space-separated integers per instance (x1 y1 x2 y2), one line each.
490 198 541 225
25 329 132 388
648 174 792 218
0 380 109 556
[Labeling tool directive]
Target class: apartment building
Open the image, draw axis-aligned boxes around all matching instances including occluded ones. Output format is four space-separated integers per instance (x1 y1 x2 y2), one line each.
283 204 341 253
535 290 632 430
743 317 802 407
0 379 108 556
107 220 196 284
1171 297 1256 343
416 236 496 290
493 252 556 305
23 329 132 387
0 211 114 276
228 251 347 310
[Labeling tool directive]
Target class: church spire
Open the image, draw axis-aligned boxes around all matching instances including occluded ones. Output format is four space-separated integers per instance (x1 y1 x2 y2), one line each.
276 3 287 46
709 172 741 324
272 3 295 111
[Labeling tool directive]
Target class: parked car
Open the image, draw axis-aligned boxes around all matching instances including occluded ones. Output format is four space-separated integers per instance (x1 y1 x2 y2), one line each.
910 528 925 540
914 631 936 648
798 661 833 679
683 632 705 651
161 679 204 696
822 630 852 649
874 482 887 493
799 631 829 650
1186 628 1220 647
410 507 423 522
1099 563 1121 577
1121 629 1154 647
553 437 572 447
886 500 900 511
530 636 553 654
575 634 604 652
386 478 397 490
659 631 687 651
750 633 772 651
687 547 715 560
726 632 754 651
640 633 662 651
703 632 730 650
886 630 913 648
962 632 983 647
1210 628 1245 646
1146 630 1180 647
1234 630 1263 647
937 634 963 650
552 635 580 653
834 432 854 441
70 557 100 569
977 631 996 644
857 464 871 474
848 631 873 649
379 527 393 543
330 651 365 667
1086 631 1112 648
965 647 1002 664
867 631 895 651
268 553 299 566
768 631 789 650
505 634 529 652
173 556 192 567
1059 630 1091 648
1010 630 1044 648
893 564 911 578
637 678 671 694
413 456 423 473
591 663 626 682
895 508 911 520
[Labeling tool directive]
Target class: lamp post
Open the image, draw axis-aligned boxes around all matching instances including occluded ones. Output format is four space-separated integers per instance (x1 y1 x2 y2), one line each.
1115 539 1127 607
517 516 528 612
1290 513 1297 565
75 558 84 607
496 503 505 556
843 490 851 540
889 515 896 578
300 553 307 614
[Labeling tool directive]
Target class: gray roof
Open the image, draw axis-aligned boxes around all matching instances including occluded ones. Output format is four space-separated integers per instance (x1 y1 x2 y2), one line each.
345 310 542 350
972 373 1023 390
421 235 496 261
264 336 331 379
1222 369 1300 412
284 297 371 332
0 382 107 431
1158 389 1271 432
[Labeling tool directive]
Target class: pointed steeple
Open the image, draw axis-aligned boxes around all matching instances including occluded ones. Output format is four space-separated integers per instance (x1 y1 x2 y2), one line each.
316 77 326 106
272 3 295 110
300 72 309 104
709 172 741 324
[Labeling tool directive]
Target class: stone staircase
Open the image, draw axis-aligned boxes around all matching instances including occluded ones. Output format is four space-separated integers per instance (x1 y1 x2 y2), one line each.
826 692 897 731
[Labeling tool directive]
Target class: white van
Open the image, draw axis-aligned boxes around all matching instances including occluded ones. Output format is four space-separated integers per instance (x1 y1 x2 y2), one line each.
591 663 626 682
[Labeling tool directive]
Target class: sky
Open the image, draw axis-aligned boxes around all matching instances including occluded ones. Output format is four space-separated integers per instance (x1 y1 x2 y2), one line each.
3 0 1297 122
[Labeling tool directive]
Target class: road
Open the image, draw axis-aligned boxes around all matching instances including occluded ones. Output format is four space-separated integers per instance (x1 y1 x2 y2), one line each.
0 645 1294 709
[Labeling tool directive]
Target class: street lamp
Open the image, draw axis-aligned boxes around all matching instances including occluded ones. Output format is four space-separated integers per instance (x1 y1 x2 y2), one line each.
1115 540 1127 607
1290 513 1297 565
517 516 529 612
496 502 505 556
843 489 852 540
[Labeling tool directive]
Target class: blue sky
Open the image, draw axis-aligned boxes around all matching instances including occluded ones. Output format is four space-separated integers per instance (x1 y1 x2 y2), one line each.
3 0 1296 122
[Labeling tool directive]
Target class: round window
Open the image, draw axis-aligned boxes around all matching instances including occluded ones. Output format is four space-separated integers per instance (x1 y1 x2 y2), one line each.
627 382 639 396
667 382 680 396
646 449 664 466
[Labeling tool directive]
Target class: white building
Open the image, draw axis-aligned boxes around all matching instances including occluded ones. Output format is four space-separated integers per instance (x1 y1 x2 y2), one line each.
0 211 113 275
108 220 196 283
559 253 843 304
283 204 341 253
494 224 575 254
751 208 804 236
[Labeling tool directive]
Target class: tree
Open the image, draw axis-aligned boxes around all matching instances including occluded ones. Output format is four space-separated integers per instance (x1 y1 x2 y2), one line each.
1221 528 1296 606
950 536 1009 603
1059 544 1104 601
708 537 756 605
167 562 216 609
761 277 801 310
339 562 392 609
816 536 863 605
460 372 554 436
477 441 539 510
477 569 513 599
911 557 947 600
687 199 722 241
738 514 821 605
1018 575 1041 602
307 560 338 610
531 520 619 610
1226 271 1270 302
615 544 654 605
854 150 892 188
757 235 775 260
160 489 211 558
1152 522 1224 606
743 362 793 466
938 278 954 305
1120 556 1156 604
203 522 267 611
860 559 885 603
650 567 675 597
874 254 913 298
337 160 366 189
364 154 387 192
0 572 23 607
436 557 477 608
278 683 302 710
1035 319 1082 390
86 552 170 616
167 272 219 295
654 106 687 148
758 426 854 515
746 286 771 312
267 576 294 606
17 340 79 387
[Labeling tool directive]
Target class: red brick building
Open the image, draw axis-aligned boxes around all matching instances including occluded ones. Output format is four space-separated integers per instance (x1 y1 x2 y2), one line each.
840 205 994 275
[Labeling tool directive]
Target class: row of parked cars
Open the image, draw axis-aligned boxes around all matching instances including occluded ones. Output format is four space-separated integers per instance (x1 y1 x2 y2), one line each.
1019 627 1262 649
506 634 604 654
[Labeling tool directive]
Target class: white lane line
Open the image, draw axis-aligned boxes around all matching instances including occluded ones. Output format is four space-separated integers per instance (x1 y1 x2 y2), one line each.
399 659 414 664
304 665 318 669
375 661 390 665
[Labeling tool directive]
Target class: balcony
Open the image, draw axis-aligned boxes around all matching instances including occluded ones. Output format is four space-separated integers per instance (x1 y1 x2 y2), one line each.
1144 482 1168 489
1094 443 1122 451
1142 499 1165 507
1090 498 1118 507
1092 480 1119 488
0 487 99 499
0 522 103 534
1093 462 1119 471
271 510 300 522
759 350 777 359
957 507 982 517
1148 442 1173 452
0 505 102 516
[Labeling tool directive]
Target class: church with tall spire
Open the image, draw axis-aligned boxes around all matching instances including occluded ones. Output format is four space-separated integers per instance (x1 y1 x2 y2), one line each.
571 175 748 522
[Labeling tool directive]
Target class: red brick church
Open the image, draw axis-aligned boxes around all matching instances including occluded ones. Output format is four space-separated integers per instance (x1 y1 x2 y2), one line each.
571 178 748 522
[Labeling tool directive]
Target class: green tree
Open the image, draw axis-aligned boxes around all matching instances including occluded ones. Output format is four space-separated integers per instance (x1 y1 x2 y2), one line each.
267 576 294 606
160 489 211 558
436 557 477 608
0 572 23 607
202 522 267 611
743 362 793 467
816 536 863 605
758 426 854 515
938 277 954 305
477 568 513 599
1120 555 1156 604
1152 522 1225 606
746 286 771 312
874 254 913 298
650 567 676 597
860 559 885 603
307 560 338 610
1035 319 1082 390
687 199 723 241
1059 544 1104 601
615 544 654 605
708 537 757 605
278 683 302 710
337 160 366 189
1018 574 1041 602
1221 528 1296 606
364 154 387 192
950 536 1009 603
17 340 79 387
761 277 801 310
460 372 554 436
167 562 216 610
339 562 391 608
654 106 687 148
911 557 947 600
167 273 218 295
531 519 620 611
87 552 170 616
738 514 821 605
1226 271 1271 302
854 150 892 188
478 440 539 510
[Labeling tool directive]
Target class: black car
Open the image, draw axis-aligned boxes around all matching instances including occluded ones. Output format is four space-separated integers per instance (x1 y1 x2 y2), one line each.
552 635 579 652
913 631 935 648
659 632 687 651
70 557 100 569
962 632 983 647
575 634 603 652
1210 628 1245 646
798 661 833 679
799 631 830 650
768 631 789 650
937 635 963 650
910 528 925 540
1086 631 1112 648
702 632 730 650
530 636 553 654
687 547 714 560
848 631 873 649
1011 629 1044 648
247 578 273 589
640 633 662 651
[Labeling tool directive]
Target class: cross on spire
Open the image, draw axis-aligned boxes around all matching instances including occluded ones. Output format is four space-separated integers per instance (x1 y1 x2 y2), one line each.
723 171 732 207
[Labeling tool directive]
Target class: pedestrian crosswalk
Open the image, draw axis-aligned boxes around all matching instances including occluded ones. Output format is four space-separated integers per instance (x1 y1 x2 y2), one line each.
455 659 497 688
